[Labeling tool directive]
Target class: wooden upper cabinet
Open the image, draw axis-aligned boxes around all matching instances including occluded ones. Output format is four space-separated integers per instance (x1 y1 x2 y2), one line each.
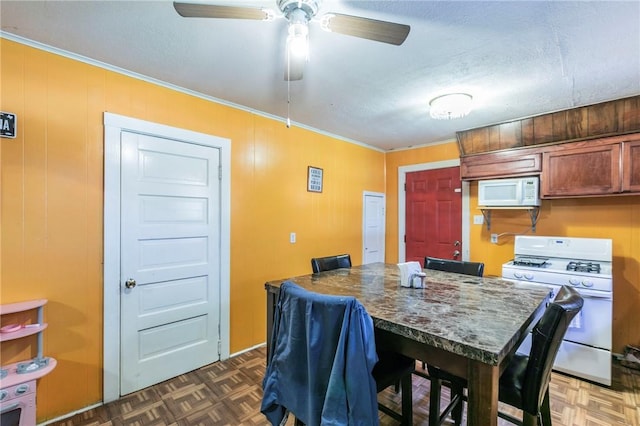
461 133 640 198
622 140 640 192
542 142 621 197
460 148 541 180
457 94 640 198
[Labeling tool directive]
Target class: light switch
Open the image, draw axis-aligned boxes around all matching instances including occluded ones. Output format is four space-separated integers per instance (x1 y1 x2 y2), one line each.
473 215 484 225
290 232 296 243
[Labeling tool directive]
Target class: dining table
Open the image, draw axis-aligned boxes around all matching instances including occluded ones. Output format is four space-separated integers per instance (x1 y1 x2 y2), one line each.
264 262 551 426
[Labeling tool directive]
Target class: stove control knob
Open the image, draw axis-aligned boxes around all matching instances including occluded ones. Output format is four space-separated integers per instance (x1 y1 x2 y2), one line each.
569 278 580 286
524 273 534 280
582 280 594 287
0 390 7 401
15 384 30 395
514 272 523 279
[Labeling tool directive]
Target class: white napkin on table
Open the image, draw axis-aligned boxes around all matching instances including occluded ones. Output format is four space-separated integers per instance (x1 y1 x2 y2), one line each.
397 261 425 288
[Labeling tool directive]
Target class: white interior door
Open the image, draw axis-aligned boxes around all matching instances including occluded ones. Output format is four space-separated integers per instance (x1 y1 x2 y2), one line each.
120 131 221 394
363 192 385 264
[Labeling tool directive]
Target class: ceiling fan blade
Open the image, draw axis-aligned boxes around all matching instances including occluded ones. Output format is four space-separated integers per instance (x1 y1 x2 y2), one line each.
321 13 410 46
173 2 270 20
284 54 304 81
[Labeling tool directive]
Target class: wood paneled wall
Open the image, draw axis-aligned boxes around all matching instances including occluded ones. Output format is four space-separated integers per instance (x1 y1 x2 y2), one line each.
458 95 640 155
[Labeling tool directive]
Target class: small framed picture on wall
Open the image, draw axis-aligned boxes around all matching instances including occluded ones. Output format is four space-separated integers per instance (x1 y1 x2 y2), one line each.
307 166 323 193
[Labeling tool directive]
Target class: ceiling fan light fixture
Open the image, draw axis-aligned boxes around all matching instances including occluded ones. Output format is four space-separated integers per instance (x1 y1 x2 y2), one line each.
429 93 473 120
287 21 309 58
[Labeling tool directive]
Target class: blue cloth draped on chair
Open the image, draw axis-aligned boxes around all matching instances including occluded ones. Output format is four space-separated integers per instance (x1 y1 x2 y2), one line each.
261 281 380 426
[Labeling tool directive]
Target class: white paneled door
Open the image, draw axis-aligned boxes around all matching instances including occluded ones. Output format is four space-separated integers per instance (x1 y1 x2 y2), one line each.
119 131 221 395
363 192 386 264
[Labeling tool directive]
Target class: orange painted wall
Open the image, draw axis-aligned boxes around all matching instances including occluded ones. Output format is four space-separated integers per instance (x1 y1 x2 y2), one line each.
0 40 384 421
384 142 640 356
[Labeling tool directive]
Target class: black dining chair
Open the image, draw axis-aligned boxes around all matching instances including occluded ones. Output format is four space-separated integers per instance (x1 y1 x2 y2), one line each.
419 256 485 424
311 254 352 273
427 285 583 426
261 281 414 426
424 256 485 277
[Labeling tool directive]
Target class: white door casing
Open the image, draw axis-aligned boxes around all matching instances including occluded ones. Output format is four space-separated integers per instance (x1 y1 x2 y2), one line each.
362 191 385 264
103 113 231 402
397 159 469 263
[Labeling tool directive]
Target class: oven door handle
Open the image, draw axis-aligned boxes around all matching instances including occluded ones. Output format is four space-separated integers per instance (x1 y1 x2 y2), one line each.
0 403 20 413
575 288 612 300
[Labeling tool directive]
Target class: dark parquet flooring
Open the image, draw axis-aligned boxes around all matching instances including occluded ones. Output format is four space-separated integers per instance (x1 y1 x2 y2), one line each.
46 345 640 426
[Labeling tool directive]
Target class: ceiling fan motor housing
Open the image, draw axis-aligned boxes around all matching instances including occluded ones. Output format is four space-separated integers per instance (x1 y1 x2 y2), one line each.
277 0 320 20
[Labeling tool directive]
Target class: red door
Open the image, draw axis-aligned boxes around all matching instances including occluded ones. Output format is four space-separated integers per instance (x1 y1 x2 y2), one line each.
405 167 462 265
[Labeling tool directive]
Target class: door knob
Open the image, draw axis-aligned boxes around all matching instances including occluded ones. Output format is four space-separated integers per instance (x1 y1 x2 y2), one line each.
453 250 460 258
125 278 136 289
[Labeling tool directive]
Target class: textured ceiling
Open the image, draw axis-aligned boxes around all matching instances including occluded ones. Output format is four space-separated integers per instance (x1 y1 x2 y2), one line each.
1 0 639 151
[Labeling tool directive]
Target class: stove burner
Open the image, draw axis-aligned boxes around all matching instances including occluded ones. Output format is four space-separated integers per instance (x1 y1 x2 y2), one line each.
512 256 548 267
566 261 601 274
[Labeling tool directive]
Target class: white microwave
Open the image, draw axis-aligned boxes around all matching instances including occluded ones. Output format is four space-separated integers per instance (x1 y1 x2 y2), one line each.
478 177 540 207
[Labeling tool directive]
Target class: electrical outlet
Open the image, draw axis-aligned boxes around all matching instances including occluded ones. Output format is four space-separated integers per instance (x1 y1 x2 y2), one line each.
490 234 498 244
290 232 296 243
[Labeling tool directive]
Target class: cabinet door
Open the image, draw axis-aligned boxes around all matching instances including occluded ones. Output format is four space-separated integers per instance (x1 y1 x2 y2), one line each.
622 140 640 192
460 150 541 180
542 143 621 197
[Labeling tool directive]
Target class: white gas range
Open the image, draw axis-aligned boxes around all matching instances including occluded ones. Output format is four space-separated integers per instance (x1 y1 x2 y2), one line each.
502 236 613 386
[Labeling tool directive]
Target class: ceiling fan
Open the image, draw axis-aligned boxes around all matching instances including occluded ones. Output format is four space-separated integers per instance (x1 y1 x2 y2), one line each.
173 0 410 81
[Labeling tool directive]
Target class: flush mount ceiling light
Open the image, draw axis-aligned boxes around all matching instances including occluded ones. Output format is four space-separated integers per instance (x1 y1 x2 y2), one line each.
429 93 473 120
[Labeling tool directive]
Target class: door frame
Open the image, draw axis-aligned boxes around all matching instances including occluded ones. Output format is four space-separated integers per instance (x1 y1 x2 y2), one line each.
397 159 470 263
362 191 386 264
103 112 231 403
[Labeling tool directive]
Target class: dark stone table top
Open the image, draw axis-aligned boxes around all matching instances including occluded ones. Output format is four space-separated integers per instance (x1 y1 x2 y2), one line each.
265 262 551 366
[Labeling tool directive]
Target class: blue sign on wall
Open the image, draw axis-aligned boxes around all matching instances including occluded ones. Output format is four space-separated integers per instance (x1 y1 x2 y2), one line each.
1 112 16 138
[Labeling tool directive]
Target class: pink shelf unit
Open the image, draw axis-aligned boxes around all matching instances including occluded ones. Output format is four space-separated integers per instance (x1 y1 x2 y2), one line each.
0 358 58 389
0 299 56 389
